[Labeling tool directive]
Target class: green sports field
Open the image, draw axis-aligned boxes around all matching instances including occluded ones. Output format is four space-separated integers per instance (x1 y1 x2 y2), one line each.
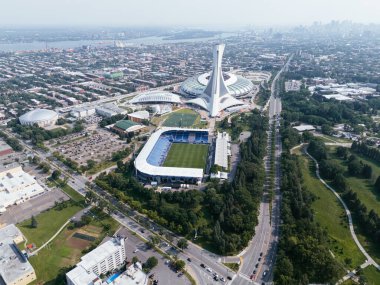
163 143 208 169
163 109 199 127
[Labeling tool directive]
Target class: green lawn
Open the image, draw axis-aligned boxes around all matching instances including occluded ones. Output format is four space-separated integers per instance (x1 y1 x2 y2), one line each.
18 201 82 248
325 147 380 265
163 109 199 127
163 143 208 169
327 146 380 216
18 202 119 284
298 153 365 269
28 214 119 285
362 265 380 285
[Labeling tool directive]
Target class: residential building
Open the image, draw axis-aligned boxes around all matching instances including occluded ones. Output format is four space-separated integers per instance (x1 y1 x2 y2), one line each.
66 237 126 285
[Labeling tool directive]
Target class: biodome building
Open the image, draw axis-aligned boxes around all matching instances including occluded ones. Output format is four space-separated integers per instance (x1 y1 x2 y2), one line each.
19 109 58 127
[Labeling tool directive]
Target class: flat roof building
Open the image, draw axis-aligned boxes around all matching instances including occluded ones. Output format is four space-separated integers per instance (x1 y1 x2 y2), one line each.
0 163 44 213
0 140 14 158
214 132 230 169
95 103 128 118
0 224 36 285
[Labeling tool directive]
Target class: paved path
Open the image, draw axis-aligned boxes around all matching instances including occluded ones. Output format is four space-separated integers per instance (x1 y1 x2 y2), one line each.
29 206 91 256
304 148 380 283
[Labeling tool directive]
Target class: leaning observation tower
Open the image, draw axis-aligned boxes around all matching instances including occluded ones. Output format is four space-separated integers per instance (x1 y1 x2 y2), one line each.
186 44 245 117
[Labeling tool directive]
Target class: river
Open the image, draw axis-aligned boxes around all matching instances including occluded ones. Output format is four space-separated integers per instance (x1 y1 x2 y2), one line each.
0 33 236 52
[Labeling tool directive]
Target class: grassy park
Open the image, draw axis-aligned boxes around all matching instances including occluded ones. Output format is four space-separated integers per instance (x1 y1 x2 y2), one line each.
18 196 119 284
297 152 365 269
163 143 208 169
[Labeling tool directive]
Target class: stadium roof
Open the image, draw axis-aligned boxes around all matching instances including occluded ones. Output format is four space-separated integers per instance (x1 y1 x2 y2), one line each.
135 127 207 179
130 91 181 104
114 120 138 130
19 108 58 123
181 73 254 98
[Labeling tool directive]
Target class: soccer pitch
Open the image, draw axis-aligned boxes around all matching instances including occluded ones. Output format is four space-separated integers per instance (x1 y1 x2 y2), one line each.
163 110 199 127
163 143 209 169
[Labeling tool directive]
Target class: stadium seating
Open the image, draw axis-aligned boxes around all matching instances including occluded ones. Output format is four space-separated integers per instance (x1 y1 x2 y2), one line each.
147 131 209 166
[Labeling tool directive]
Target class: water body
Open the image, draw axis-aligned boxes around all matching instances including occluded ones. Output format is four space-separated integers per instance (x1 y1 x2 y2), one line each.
0 33 236 52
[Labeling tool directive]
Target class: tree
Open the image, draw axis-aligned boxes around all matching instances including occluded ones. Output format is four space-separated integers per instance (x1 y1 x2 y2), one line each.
132 256 139 264
362 164 372 179
173 260 186 271
143 256 158 272
348 159 363 176
31 215 38 228
177 238 188 250
51 169 61 180
336 146 348 160
375 176 380 192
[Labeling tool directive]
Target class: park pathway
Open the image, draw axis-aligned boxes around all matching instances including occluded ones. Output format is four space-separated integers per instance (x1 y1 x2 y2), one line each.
304 148 380 284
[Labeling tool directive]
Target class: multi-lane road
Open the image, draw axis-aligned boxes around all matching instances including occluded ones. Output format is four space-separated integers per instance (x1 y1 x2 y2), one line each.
233 56 291 285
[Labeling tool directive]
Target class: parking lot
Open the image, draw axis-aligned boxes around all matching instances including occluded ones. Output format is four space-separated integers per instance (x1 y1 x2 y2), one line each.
0 188 69 225
117 227 191 285
49 129 127 166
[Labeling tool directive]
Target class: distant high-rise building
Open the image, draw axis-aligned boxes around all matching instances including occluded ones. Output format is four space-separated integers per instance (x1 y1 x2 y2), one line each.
185 44 246 117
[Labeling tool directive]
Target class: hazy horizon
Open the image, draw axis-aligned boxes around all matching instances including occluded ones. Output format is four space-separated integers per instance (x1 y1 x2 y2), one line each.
0 0 379 28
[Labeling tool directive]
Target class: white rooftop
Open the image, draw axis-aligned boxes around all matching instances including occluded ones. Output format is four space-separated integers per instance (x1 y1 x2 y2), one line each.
214 132 230 169
0 164 44 211
78 238 123 271
0 224 35 284
128 110 150 120
293 125 316 132
130 91 181 104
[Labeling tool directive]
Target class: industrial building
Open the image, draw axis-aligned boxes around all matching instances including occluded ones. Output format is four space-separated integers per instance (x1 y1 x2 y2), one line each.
0 224 37 285
70 106 96 118
95 103 128 118
0 163 45 213
19 109 58 127
184 44 249 117
66 237 126 285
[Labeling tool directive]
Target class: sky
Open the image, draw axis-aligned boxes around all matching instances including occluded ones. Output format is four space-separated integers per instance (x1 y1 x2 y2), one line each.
1 0 379 28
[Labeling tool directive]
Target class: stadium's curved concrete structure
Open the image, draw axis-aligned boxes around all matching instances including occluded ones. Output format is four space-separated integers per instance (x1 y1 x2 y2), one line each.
129 91 181 104
181 73 254 98
183 44 249 117
19 109 58 127
134 127 208 184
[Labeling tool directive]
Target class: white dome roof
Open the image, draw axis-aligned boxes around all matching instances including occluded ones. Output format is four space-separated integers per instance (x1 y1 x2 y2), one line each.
130 91 181 104
19 109 58 123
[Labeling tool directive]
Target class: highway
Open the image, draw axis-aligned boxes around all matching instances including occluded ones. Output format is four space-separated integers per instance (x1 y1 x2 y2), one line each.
233 56 291 285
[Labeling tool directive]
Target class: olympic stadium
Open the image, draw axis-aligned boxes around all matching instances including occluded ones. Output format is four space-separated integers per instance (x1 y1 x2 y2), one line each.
134 127 210 184
181 72 254 98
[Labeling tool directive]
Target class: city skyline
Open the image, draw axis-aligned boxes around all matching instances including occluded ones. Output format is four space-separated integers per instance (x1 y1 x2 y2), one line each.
0 0 379 28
